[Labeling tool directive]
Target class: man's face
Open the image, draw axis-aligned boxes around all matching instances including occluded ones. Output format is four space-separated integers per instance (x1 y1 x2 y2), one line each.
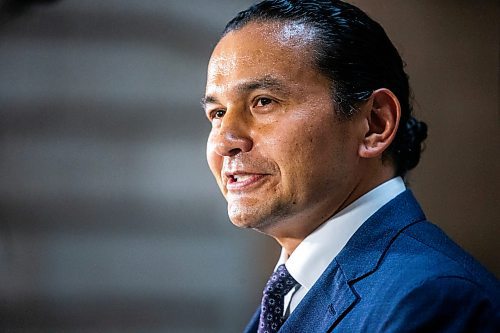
204 21 364 236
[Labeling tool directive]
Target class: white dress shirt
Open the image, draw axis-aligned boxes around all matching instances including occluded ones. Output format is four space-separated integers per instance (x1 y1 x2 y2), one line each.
276 177 406 315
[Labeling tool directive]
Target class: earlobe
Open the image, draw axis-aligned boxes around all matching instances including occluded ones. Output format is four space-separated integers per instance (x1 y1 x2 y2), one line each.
358 88 400 158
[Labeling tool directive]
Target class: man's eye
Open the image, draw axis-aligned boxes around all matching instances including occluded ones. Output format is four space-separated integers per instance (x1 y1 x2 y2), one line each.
255 97 273 107
212 110 226 119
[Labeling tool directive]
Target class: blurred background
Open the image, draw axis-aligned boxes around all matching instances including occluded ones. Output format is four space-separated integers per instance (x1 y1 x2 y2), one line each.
0 0 498 332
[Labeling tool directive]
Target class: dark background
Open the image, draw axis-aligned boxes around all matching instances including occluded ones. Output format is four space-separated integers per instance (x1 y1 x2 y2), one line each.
1 0 498 332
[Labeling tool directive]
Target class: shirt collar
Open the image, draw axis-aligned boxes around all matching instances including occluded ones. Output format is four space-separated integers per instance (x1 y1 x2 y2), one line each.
278 177 406 291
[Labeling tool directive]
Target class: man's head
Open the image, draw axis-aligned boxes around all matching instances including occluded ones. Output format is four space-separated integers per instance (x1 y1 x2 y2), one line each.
203 0 426 247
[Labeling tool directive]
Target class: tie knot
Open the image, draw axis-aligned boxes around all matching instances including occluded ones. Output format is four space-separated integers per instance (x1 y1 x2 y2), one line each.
264 264 298 297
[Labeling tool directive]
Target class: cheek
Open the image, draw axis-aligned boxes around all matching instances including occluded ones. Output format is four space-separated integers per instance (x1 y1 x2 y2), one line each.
265 127 319 180
206 137 222 181
271 120 344 183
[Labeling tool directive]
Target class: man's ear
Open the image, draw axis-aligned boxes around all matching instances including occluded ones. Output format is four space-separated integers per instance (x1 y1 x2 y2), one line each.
358 88 400 158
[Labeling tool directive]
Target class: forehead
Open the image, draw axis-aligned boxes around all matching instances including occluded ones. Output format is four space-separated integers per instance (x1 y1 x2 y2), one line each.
206 21 319 93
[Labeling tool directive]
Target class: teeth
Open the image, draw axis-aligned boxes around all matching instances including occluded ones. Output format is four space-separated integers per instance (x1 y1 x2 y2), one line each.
234 174 253 182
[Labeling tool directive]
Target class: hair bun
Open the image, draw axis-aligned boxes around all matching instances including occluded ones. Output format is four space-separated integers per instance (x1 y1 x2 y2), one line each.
393 116 428 174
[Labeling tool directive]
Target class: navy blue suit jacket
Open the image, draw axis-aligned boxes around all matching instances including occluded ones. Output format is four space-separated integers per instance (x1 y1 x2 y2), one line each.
244 190 499 332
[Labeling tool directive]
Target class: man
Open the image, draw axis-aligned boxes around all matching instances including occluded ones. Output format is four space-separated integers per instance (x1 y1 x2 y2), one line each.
203 0 499 332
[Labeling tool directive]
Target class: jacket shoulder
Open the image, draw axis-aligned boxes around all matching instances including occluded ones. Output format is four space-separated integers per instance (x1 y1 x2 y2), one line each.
343 219 500 332
378 275 500 332
396 220 499 290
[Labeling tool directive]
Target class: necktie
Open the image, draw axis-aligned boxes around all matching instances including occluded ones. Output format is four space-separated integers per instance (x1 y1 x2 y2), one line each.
258 264 299 333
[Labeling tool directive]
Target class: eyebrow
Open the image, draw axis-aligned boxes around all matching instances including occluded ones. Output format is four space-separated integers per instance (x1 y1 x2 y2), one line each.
236 76 288 94
201 75 288 109
200 95 219 109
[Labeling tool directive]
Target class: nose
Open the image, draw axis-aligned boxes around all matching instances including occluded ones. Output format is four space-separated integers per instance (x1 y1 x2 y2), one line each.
210 108 253 157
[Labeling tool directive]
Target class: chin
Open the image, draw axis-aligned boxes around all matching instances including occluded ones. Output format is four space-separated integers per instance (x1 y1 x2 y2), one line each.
227 204 286 234
228 210 259 229
226 200 256 227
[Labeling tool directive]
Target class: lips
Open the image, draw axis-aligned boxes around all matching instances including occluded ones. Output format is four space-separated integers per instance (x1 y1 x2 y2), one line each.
225 172 267 190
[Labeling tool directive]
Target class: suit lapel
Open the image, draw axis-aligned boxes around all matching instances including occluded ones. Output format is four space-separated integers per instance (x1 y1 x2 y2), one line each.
334 190 425 282
244 262 357 333
243 190 426 332
279 261 357 333
283 190 426 332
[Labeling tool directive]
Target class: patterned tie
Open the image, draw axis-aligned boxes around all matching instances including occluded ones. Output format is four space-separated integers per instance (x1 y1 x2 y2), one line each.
258 264 299 333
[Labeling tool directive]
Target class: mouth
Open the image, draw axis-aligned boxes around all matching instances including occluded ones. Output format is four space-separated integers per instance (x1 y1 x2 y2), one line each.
225 173 268 191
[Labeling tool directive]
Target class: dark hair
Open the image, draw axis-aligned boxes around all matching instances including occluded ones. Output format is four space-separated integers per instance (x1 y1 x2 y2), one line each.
222 0 427 177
